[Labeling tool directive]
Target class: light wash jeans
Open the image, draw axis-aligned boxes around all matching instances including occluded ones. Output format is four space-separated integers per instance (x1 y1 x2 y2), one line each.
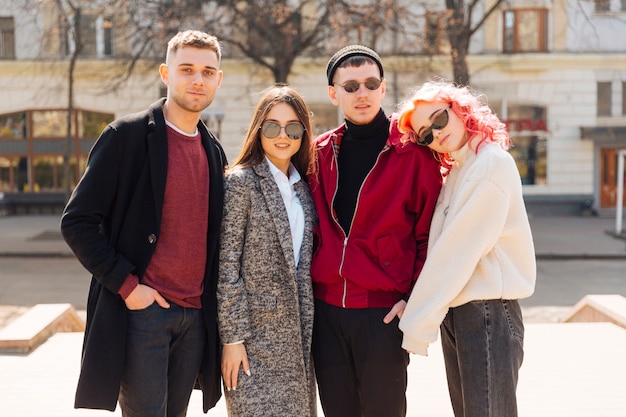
440 299 524 417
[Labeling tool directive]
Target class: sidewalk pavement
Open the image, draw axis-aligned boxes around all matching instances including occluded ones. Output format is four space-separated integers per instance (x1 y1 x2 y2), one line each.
1 213 625 259
1 213 625 417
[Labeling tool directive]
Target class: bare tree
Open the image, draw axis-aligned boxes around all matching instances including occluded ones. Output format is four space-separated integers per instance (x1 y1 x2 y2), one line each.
203 0 338 84
444 0 505 86
53 0 81 200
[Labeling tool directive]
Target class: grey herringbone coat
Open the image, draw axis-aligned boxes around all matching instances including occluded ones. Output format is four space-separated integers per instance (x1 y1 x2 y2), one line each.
217 161 317 417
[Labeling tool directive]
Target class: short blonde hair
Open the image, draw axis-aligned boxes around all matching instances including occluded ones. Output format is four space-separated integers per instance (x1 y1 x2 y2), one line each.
166 30 221 64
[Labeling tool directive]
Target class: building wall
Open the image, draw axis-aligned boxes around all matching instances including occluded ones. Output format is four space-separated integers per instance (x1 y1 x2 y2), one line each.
2 0 626 214
2 52 625 196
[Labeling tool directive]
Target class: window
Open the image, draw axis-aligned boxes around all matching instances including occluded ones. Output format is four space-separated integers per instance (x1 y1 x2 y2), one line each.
424 12 449 55
597 82 611 117
32 111 69 138
0 156 18 192
66 13 114 57
500 104 548 185
80 14 98 56
0 112 27 139
595 0 610 12
622 82 626 116
503 9 548 53
509 136 547 185
102 18 113 56
0 17 15 59
0 109 112 192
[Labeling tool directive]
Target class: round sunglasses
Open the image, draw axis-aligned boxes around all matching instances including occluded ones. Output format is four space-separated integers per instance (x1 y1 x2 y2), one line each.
334 77 382 93
416 106 451 146
260 121 305 140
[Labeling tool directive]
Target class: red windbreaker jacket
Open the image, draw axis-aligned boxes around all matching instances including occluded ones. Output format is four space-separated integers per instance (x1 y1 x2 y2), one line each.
308 114 442 309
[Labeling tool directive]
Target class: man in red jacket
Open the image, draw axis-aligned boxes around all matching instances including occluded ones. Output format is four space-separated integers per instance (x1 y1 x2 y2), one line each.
308 45 442 417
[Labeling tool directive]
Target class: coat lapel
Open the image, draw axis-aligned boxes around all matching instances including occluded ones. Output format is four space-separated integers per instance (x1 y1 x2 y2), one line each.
146 101 168 227
254 162 297 274
294 180 315 258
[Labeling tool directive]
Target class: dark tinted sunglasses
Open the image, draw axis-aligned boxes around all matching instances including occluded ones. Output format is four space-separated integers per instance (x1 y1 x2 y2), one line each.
260 121 305 140
335 78 382 93
416 107 451 146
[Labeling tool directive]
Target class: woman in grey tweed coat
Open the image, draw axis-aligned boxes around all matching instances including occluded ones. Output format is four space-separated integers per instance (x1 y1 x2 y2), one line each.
217 86 318 417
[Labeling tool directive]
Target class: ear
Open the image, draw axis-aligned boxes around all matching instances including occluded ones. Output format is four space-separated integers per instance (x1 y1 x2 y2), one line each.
380 78 387 100
328 85 339 106
159 63 169 86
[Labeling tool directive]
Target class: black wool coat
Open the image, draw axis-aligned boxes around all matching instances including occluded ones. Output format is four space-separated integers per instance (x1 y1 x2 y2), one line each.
60 99 226 412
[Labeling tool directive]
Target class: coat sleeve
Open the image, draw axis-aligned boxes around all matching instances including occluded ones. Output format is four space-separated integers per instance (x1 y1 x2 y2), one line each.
399 155 514 356
60 125 135 294
217 171 254 344
410 146 443 287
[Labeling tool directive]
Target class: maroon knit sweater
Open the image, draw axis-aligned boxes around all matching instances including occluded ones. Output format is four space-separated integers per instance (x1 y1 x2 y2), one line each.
119 125 209 308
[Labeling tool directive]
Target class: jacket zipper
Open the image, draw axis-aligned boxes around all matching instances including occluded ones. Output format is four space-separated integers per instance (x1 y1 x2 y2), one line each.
331 137 390 308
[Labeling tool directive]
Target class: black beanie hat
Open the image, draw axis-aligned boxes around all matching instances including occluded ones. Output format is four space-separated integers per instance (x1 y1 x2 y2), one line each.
326 45 384 86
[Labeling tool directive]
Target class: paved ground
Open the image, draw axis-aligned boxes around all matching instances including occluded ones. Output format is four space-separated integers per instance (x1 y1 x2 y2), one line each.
0 213 625 416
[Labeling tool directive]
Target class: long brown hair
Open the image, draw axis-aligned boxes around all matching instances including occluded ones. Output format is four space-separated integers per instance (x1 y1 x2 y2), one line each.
231 85 314 177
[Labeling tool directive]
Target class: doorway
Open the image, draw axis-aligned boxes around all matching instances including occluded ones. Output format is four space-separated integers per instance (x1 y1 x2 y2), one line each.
600 148 626 208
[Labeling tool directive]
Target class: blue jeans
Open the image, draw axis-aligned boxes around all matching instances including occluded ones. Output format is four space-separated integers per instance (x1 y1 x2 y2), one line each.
118 302 206 417
440 299 524 417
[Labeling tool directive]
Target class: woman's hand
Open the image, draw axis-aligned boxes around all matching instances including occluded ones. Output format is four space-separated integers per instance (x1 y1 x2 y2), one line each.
221 343 251 391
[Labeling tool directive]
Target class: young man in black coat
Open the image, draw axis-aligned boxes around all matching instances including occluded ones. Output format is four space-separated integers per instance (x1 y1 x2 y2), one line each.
61 30 227 416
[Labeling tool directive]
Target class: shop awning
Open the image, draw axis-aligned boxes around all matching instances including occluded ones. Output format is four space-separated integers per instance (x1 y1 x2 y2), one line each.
580 126 626 143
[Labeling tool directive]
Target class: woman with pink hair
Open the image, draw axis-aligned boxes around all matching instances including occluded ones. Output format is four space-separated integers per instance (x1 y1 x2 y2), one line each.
397 80 536 417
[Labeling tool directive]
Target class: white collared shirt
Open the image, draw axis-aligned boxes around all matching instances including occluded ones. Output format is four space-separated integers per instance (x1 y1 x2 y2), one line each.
265 157 305 266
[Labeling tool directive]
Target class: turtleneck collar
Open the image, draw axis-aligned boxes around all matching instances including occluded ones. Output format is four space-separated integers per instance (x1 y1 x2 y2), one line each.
451 136 493 167
451 141 473 167
345 109 390 141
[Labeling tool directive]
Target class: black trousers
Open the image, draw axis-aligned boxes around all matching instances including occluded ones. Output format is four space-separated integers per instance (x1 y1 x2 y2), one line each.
312 300 409 417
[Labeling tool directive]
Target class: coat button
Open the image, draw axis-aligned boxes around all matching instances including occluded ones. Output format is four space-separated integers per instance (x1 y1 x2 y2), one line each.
148 234 157 244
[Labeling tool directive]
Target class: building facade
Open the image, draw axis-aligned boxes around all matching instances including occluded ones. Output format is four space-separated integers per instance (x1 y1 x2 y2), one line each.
0 0 625 216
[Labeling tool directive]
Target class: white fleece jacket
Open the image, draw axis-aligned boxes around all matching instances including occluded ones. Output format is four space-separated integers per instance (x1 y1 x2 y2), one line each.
399 141 536 356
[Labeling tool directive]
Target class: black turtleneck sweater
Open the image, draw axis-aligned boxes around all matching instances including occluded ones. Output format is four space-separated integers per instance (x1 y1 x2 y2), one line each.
334 109 390 233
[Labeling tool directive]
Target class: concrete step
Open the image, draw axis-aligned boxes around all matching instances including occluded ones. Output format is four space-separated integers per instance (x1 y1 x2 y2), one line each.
0 303 85 353
563 294 626 330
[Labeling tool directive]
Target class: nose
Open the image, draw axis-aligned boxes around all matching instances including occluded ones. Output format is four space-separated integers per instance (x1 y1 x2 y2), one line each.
356 83 369 96
192 72 204 84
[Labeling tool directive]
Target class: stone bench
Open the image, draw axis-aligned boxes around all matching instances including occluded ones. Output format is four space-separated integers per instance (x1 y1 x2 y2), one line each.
0 303 85 353
563 294 626 330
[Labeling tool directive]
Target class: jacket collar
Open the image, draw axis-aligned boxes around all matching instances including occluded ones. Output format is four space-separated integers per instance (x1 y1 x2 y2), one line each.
321 112 413 152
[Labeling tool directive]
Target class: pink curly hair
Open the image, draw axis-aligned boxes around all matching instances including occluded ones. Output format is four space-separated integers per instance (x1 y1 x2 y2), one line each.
398 80 509 174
